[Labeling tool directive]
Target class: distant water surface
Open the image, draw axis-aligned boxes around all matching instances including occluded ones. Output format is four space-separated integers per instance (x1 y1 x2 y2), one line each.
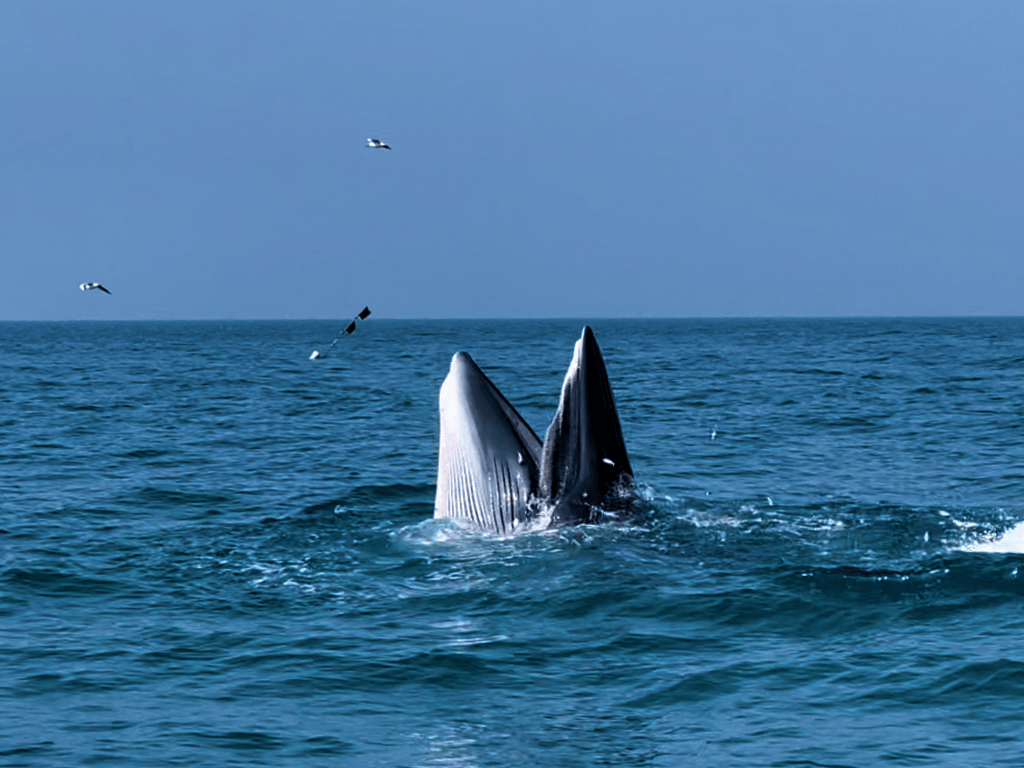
2 318 1024 767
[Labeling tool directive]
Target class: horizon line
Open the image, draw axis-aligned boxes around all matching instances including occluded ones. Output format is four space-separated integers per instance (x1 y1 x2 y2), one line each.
3 314 1024 323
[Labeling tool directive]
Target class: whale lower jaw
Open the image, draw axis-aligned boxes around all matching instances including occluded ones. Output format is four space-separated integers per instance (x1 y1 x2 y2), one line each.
435 352 542 535
434 327 633 534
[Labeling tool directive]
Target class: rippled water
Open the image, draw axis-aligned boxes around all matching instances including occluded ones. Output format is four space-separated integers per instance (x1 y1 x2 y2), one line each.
2 318 1023 766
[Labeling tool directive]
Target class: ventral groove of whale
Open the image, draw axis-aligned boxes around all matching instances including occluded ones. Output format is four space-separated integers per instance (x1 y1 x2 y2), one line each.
434 326 635 535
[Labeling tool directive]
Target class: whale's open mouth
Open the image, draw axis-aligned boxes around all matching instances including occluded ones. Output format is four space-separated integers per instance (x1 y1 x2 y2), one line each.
434 326 633 535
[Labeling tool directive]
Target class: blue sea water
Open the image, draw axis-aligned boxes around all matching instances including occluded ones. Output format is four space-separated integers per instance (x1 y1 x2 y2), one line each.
2 318 1024 767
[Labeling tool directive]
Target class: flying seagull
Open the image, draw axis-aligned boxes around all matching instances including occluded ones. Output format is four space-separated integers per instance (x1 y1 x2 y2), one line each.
80 282 112 295
367 138 391 150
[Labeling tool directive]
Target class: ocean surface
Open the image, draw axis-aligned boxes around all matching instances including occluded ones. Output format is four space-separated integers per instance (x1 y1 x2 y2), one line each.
2 318 1024 767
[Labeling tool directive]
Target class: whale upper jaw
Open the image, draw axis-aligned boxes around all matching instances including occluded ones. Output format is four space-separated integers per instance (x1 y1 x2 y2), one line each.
434 327 633 534
540 326 633 526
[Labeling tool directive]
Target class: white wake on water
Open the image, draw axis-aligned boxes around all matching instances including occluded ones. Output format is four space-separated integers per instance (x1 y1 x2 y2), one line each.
962 521 1024 554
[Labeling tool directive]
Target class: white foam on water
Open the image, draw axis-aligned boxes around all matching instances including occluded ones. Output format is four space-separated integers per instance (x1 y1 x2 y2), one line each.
963 521 1024 553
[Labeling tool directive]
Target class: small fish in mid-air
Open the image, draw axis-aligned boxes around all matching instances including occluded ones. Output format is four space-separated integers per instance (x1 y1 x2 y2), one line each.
80 282 111 295
367 138 391 150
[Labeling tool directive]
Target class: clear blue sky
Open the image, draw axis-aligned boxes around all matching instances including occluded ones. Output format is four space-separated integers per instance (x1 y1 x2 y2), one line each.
2 1 1022 320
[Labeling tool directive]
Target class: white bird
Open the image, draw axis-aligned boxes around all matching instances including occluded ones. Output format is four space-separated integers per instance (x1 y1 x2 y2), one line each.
80 282 111 295
367 138 391 150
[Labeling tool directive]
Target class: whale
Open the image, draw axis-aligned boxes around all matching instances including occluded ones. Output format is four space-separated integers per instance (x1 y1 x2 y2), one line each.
540 326 633 525
434 326 633 534
434 351 543 534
